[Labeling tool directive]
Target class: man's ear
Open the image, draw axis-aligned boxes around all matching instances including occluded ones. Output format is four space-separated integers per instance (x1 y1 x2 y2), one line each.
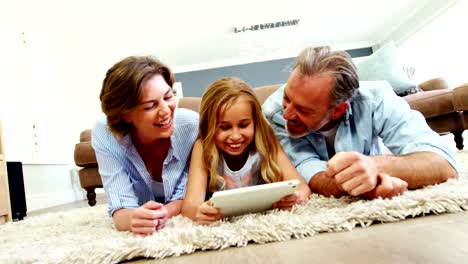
331 101 348 119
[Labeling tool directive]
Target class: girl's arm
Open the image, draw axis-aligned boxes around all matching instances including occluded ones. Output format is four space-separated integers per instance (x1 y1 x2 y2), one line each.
274 144 312 209
181 140 222 224
164 200 184 217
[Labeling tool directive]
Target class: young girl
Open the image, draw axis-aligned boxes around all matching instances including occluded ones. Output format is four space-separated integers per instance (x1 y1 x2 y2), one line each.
182 77 311 224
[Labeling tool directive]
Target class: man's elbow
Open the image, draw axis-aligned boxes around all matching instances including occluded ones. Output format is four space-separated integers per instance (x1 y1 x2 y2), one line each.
443 165 459 181
309 173 347 198
436 161 459 184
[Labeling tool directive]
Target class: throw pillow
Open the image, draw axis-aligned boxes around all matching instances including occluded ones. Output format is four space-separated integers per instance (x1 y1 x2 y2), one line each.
355 41 416 95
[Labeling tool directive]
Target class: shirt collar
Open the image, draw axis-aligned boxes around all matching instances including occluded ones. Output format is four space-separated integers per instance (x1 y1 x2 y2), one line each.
120 131 180 163
166 132 180 163
343 99 353 123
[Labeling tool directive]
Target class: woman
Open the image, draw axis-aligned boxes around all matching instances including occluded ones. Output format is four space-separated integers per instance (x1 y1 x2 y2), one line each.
92 56 198 235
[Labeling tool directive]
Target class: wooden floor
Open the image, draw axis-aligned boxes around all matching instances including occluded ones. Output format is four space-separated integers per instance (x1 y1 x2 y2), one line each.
21 192 468 264
26 193 108 218
128 211 468 264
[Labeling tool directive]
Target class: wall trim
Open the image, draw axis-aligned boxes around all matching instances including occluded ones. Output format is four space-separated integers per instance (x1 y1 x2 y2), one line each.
26 190 84 212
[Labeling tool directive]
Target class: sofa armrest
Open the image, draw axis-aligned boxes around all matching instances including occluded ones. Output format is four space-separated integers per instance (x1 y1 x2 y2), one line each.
254 84 281 104
404 89 455 118
418 78 449 91
75 129 97 167
453 83 468 111
74 142 98 167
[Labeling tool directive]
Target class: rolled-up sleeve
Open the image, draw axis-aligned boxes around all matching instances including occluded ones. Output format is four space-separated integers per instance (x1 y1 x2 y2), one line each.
372 85 458 171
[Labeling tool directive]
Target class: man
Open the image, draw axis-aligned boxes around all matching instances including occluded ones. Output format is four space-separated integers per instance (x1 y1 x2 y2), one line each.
262 46 458 199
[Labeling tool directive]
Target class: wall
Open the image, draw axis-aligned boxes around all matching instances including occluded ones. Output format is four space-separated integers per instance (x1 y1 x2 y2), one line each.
176 48 372 97
22 164 85 212
0 1 146 211
398 0 467 87
0 1 374 212
0 0 447 212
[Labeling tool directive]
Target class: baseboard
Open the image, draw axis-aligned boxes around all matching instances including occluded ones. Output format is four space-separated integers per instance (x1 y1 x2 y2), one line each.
26 190 84 212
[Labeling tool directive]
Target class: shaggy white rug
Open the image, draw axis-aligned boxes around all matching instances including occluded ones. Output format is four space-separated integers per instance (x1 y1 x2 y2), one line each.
1 170 468 264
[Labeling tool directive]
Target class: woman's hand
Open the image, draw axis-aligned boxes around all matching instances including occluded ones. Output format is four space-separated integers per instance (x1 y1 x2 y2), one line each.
128 201 168 235
195 200 222 225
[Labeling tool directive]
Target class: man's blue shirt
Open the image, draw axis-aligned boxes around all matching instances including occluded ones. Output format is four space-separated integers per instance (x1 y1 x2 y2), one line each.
262 81 457 183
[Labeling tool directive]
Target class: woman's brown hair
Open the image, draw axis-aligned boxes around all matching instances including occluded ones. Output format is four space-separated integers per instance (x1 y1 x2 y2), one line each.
100 56 174 137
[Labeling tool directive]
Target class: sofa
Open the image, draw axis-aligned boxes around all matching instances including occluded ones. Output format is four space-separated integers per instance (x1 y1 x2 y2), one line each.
74 78 468 206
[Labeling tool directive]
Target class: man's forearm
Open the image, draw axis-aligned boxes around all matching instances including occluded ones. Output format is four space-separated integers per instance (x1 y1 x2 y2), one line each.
372 151 458 189
309 172 347 197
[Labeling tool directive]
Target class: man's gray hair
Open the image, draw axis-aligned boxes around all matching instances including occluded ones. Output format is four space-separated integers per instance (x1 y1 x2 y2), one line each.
294 46 359 107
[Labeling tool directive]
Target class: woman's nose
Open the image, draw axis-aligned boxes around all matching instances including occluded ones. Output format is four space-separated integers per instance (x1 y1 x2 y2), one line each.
159 100 171 115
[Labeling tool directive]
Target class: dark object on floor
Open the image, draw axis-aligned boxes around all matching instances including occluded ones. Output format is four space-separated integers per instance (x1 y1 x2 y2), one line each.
7 161 27 220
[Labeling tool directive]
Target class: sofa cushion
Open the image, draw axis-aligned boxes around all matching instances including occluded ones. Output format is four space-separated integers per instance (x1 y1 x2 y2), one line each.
356 41 416 95
80 129 92 142
254 84 281 104
178 97 201 113
418 78 449 91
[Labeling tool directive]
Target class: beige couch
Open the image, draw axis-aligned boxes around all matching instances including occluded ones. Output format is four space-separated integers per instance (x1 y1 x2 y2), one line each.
74 79 468 206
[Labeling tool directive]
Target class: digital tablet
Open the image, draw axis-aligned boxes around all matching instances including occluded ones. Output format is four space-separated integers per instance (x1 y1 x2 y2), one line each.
211 179 299 217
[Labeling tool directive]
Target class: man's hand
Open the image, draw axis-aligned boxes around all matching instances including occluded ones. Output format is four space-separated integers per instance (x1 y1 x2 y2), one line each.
325 152 379 196
195 200 222 225
362 173 408 199
129 201 168 235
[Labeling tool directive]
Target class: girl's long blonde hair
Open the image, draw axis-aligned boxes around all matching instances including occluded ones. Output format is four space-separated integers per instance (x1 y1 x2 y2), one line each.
199 77 282 192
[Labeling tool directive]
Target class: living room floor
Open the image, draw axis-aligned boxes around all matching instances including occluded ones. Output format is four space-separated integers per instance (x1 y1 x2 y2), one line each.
26 192 108 218
20 132 468 264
